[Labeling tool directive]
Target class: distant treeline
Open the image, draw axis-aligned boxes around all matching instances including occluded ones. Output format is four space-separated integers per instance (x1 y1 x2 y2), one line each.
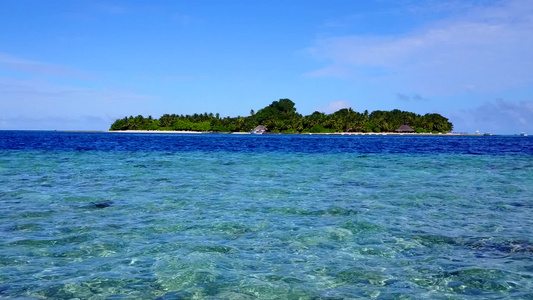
110 99 453 133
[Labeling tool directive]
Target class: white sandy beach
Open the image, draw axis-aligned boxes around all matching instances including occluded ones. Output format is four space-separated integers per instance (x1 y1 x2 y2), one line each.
107 130 210 134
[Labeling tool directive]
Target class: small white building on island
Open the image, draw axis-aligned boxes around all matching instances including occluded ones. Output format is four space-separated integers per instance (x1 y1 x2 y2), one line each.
251 125 268 134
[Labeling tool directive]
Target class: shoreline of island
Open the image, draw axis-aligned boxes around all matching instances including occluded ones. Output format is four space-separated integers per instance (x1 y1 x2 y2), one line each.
105 130 477 136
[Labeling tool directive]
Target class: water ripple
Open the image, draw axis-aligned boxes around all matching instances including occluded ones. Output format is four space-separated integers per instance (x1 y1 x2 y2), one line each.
0 133 532 298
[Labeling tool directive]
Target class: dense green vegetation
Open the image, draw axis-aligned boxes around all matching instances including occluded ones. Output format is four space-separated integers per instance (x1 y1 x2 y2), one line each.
110 99 453 133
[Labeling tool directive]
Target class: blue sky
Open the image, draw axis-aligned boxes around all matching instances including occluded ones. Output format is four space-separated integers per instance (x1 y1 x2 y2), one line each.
1 0 532 134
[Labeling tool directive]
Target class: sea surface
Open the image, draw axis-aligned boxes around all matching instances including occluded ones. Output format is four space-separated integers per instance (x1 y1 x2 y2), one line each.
1 131 532 299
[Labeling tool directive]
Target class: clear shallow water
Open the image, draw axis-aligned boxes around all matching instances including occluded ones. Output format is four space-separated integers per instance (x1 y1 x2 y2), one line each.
1 131 532 299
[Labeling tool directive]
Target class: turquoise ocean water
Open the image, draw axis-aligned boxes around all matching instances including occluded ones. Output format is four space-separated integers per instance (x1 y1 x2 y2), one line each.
1 131 532 299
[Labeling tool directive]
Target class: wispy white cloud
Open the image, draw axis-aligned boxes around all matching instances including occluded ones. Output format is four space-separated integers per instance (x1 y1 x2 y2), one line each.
0 77 84 97
0 115 117 131
0 51 155 130
403 0 489 15
451 98 533 133
0 77 151 102
0 77 153 130
305 0 533 95
468 98 533 126
0 53 93 79
316 100 351 113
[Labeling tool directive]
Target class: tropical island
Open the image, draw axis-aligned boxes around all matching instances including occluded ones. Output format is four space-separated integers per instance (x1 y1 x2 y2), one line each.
110 99 453 134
